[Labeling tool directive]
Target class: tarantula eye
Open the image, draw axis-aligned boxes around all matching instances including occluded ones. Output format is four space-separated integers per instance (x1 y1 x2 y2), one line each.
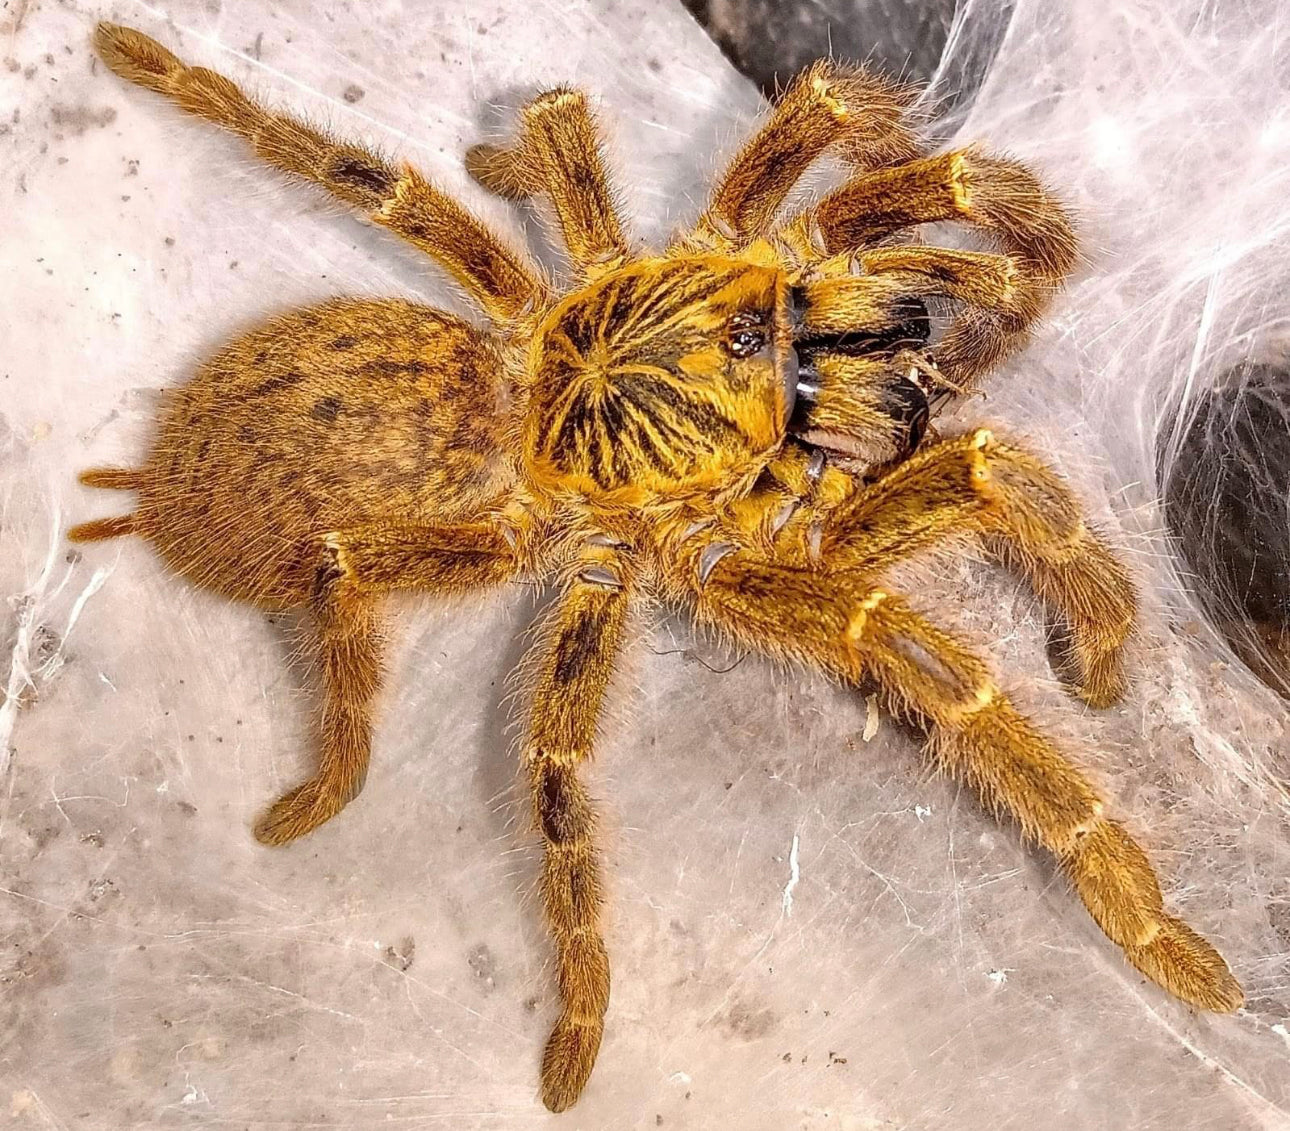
729 328 767 357
726 311 770 359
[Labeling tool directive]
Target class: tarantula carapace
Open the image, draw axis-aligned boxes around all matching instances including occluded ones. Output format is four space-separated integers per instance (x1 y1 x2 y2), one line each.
72 23 1242 1112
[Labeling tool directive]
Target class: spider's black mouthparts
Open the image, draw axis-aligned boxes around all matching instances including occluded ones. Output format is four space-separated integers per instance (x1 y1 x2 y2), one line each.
785 291 935 456
790 294 932 360
788 365 930 459
882 374 931 457
789 363 821 432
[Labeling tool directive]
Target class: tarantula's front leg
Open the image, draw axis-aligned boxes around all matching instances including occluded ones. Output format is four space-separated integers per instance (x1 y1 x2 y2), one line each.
255 522 519 845
94 24 546 325
679 61 919 256
680 554 1242 1013
466 90 630 279
779 150 1078 386
522 567 633 1111
806 430 1136 707
795 246 1027 405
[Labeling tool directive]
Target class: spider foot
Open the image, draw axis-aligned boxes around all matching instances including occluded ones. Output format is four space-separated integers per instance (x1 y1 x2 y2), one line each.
1126 914 1244 1012
464 142 533 201
1074 647 1128 709
1048 623 1128 708
540 1012 604 1113
254 774 360 846
1069 820 1243 1012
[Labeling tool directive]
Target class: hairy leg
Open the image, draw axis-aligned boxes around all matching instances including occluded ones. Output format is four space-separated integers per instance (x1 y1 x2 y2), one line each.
681 552 1241 1012
522 568 632 1111
256 586 384 845
805 429 1136 707
777 150 1078 385
94 23 546 325
796 247 1020 342
322 521 519 595
467 89 630 279
677 60 919 255
256 523 519 844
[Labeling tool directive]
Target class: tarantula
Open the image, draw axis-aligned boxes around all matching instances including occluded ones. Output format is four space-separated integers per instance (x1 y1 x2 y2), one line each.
71 23 1242 1112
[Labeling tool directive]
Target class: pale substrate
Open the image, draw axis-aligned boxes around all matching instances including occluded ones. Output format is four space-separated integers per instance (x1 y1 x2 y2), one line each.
2 1 1288 1128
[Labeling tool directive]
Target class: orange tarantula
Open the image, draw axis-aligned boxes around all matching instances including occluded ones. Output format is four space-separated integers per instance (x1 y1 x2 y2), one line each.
71 23 1242 1112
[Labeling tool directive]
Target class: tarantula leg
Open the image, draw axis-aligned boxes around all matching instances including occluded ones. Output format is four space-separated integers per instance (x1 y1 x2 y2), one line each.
93 23 546 325
972 439 1137 707
320 521 519 594
781 152 972 252
785 149 1075 272
523 570 632 1112
854 246 1025 317
255 583 384 846
794 246 1019 341
467 89 629 279
255 524 519 846
679 60 919 255
463 142 534 201
777 149 1078 385
684 556 1242 1013
860 602 1244 1014
801 430 1136 707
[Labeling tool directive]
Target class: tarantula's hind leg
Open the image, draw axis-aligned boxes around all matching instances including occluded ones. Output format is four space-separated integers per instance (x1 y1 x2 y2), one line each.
318 521 518 595
254 565 384 846
255 522 520 845
93 23 546 327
